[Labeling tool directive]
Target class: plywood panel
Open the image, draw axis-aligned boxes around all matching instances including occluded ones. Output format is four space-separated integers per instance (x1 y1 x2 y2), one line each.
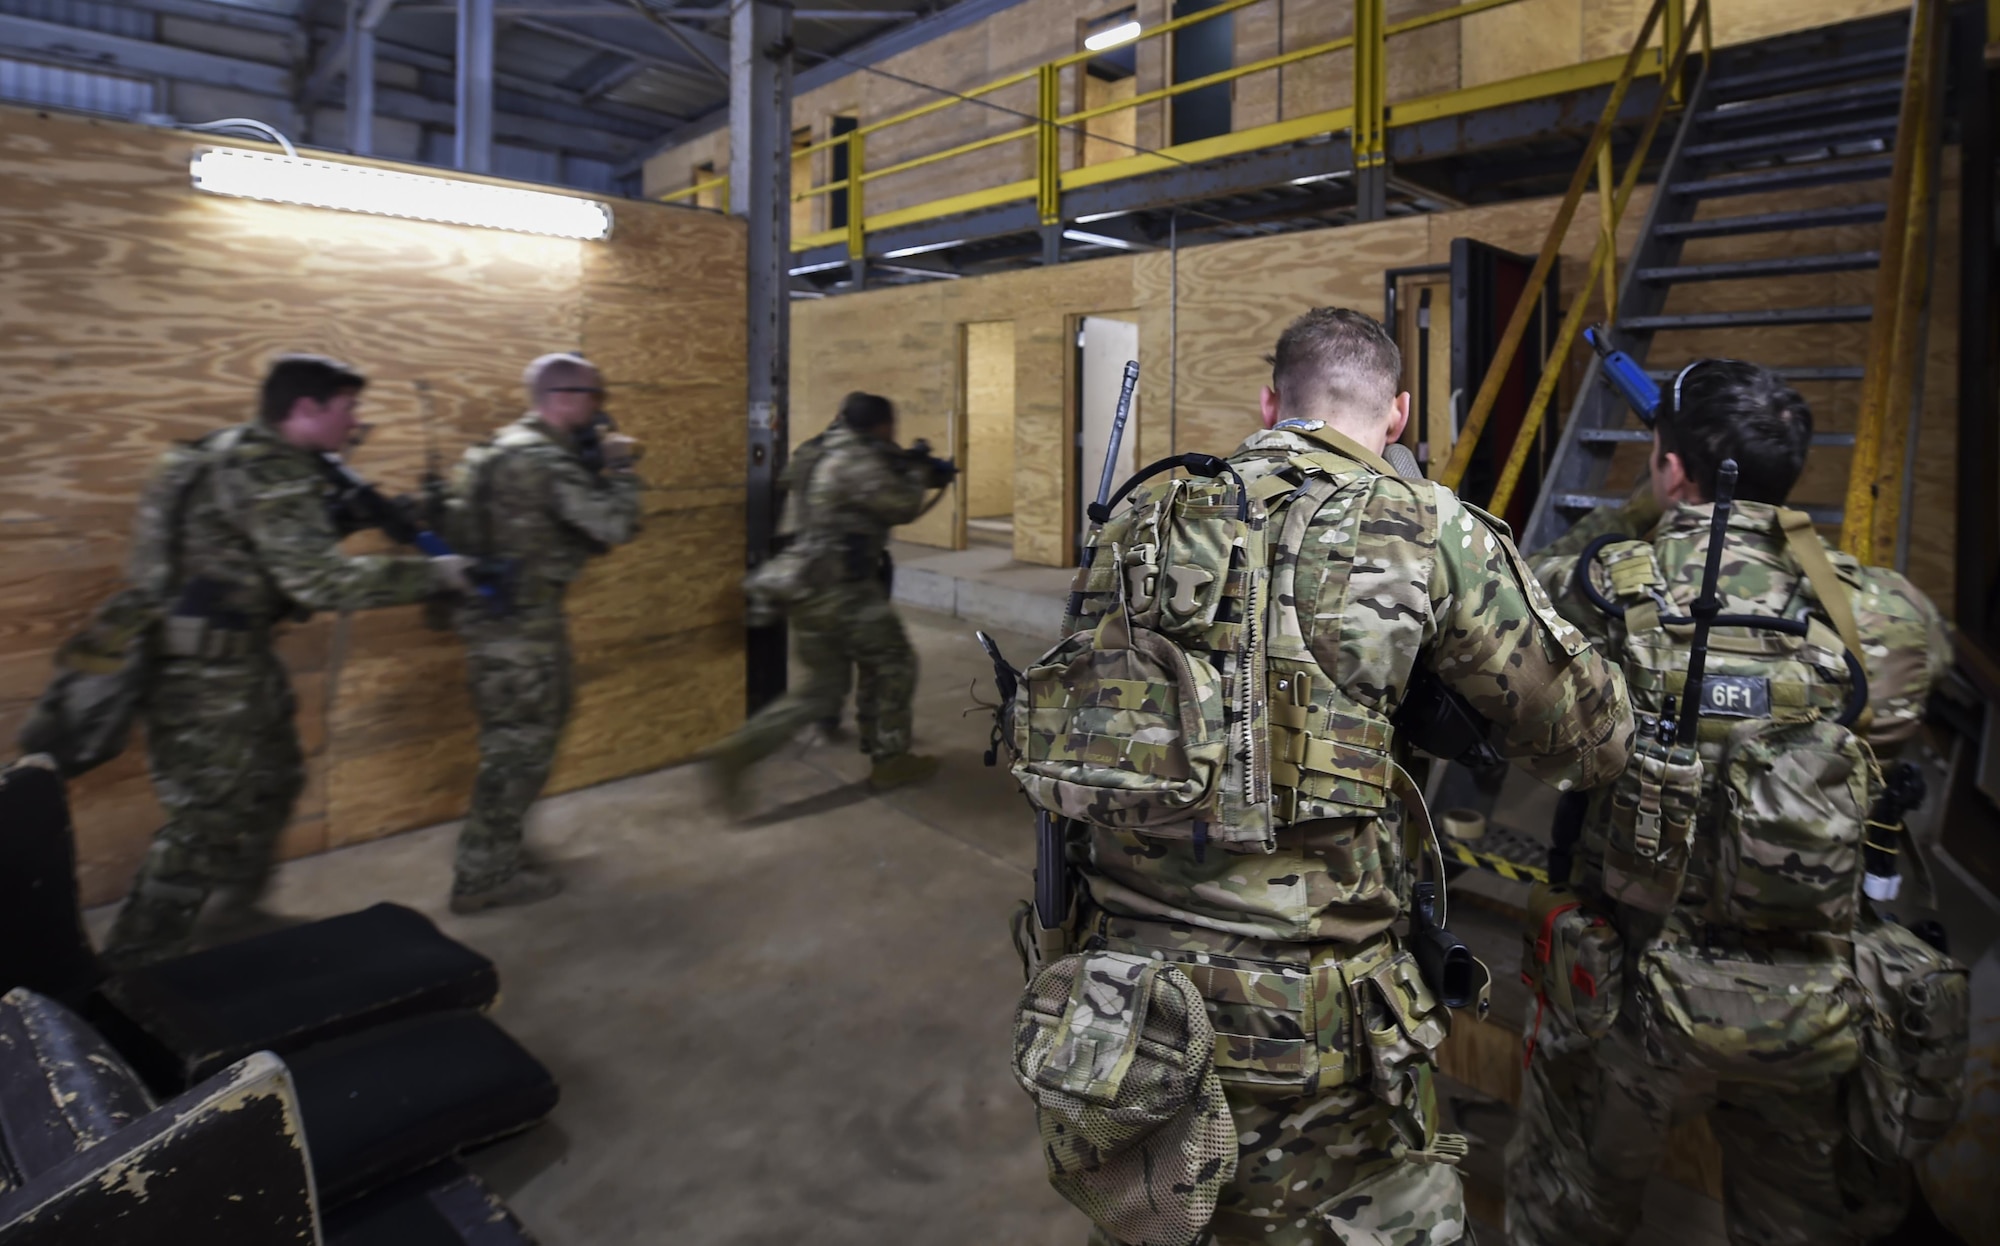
964 320 1017 518
0 105 746 901
1012 311 1072 566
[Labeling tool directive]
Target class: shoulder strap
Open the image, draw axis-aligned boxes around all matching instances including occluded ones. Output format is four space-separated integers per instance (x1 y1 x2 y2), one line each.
165 426 248 595
1777 508 1866 662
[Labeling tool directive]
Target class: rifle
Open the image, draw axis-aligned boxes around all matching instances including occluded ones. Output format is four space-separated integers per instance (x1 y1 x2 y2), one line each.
317 454 512 615
1035 358 1142 936
1585 326 1661 427
1863 760 1927 902
1672 458 1739 747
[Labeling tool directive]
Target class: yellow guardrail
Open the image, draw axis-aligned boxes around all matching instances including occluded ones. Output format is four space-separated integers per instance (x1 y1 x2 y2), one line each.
660 0 1677 259
1437 0 1704 510
1844 0 1946 563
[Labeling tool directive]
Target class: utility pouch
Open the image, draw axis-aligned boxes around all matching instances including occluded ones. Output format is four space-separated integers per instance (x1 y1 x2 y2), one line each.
1847 919 1970 1161
1636 936 1861 1086
1352 947 1450 1108
1520 883 1624 1042
1602 739 1701 914
1711 717 1871 934
1012 951 1236 1246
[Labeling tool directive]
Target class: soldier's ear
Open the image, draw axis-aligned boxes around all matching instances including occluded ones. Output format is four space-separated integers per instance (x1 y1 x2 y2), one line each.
1385 392 1412 445
1259 386 1281 429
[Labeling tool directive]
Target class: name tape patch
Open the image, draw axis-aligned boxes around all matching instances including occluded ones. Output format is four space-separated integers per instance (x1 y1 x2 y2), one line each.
1701 674 1771 719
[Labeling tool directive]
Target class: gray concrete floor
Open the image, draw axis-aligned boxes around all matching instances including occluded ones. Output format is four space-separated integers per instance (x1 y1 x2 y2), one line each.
91 607 1077 1246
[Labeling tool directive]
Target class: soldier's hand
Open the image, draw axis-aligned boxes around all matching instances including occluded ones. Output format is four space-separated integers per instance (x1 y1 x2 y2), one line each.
429 554 474 594
601 433 642 473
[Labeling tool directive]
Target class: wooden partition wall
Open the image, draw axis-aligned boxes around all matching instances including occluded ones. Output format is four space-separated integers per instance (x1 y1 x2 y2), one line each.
0 106 747 906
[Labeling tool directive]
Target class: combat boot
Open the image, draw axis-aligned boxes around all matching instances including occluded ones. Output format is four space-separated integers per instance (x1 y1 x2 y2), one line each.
701 749 751 819
450 868 563 915
867 752 939 791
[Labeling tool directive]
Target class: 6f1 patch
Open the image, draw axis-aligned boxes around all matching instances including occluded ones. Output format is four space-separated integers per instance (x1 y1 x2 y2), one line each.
1701 674 1771 718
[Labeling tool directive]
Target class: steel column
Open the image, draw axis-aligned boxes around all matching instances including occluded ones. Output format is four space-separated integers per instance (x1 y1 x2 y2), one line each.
344 1 376 154
732 0 794 711
456 0 495 172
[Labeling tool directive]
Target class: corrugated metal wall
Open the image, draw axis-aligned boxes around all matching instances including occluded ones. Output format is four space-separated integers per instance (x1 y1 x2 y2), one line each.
0 55 153 117
0 0 153 40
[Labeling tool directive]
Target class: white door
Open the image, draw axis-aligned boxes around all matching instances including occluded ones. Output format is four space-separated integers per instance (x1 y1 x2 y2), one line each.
1079 316 1140 534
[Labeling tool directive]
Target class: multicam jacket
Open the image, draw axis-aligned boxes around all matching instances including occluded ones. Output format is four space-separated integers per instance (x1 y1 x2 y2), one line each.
782 421 931 584
1079 422 1635 944
449 414 643 611
136 422 435 626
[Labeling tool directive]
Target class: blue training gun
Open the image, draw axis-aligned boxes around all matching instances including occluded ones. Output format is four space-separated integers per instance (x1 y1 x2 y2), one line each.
1585 325 1661 426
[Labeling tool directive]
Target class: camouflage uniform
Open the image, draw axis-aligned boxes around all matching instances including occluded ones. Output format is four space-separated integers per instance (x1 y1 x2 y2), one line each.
104 423 437 966
448 413 642 896
1073 422 1633 1246
1506 495 1953 1246
710 421 931 768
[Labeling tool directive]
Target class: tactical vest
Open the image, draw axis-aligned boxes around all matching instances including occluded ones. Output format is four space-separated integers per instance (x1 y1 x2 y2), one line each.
1008 435 1434 854
1576 508 1877 934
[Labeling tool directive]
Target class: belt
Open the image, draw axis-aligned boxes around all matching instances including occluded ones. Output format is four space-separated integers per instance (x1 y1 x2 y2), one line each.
158 615 266 660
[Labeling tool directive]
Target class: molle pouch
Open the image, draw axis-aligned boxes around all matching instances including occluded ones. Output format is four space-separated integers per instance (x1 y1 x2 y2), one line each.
1637 938 1861 1086
1848 920 1970 1161
1602 739 1702 915
1521 883 1624 1041
1012 951 1236 1246
1152 485 1241 639
1712 717 1871 934
1352 948 1449 1108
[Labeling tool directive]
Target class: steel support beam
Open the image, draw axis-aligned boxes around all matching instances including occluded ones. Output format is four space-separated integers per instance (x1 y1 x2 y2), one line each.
344 2 375 155
731 0 793 711
456 0 495 172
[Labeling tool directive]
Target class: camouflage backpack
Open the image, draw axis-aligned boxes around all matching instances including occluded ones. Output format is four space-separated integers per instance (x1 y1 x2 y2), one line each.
17 429 244 776
1579 507 1876 934
1006 430 1437 855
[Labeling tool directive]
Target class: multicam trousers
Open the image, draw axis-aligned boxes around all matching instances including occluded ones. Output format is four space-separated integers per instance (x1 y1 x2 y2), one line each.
104 652 305 967
712 579 917 766
456 608 572 895
1505 943 1861 1246
1079 912 1468 1246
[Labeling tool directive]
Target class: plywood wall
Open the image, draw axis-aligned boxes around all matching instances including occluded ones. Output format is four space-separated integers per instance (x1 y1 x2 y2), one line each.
647 0 1911 221
0 106 747 905
963 320 1017 519
790 164 1965 626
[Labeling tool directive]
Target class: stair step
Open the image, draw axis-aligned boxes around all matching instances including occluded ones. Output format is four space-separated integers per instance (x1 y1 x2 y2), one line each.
1636 251 1880 284
1622 306 1873 331
1656 202 1888 239
1555 494 1843 525
1669 156 1894 198
1705 46 1907 100
1696 79 1903 130
1576 428 1858 447
1683 117 1898 162
1643 365 1866 382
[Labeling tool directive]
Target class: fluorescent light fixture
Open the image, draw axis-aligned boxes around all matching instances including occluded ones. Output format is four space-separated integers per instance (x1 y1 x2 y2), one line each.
1074 209 1130 224
789 259 851 276
1290 171 1348 186
191 147 612 240
1084 20 1141 52
880 238 966 259
1062 229 1147 252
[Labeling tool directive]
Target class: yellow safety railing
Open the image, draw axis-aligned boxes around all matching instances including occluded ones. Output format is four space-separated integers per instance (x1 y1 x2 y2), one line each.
1843 0 1946 563
1437 0 1706 511
659 0 1676 260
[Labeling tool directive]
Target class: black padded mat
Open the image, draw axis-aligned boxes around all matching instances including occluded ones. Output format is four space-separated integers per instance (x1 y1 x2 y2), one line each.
324 1162 539 1246
288 1011 558 1209
93 903 498 1091
0 766 100 1008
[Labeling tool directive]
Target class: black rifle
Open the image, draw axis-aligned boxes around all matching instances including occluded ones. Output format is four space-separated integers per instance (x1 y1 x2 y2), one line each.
1035 358 1142 935
317 455 513 615
1409 881 1478 1009
1674 458 1739 746
573 410 617 475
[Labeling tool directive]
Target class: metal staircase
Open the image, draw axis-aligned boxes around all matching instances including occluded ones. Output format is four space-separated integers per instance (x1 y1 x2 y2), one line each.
1522 13 1920 549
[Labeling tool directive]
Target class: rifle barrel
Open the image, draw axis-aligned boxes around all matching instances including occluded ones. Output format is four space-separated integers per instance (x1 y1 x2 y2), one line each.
1676 458 1739 743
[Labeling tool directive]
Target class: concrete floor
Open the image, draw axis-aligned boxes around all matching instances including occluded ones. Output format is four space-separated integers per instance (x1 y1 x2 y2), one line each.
91 607 1078 1246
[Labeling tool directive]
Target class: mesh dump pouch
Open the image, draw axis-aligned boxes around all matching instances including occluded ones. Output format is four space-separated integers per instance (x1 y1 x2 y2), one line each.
1012 951 1235 1246
1847 919 1970 1160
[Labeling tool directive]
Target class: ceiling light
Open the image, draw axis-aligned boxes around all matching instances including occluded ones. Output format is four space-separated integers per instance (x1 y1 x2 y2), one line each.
1062 229 1147 252
191 148 612 240
880 238 966 258
1290 172 1347 186
1085 20 1141 52
788 259 851 275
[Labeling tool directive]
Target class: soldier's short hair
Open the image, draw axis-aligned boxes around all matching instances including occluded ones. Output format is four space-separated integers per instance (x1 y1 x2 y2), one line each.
523 352 598 397
838 391 895 432
259 354 366 424
1265 307 1402 424
1658 359 1812 504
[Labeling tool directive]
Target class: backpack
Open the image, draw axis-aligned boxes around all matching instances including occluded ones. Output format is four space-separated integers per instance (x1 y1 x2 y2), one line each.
1005 436 1433 856
1579 507 1877 934
17 429 243 776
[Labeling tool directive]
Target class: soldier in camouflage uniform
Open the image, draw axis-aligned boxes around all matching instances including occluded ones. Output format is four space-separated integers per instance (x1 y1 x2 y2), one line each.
1067 309 1634 1246
445 353 642 913
103 355 468 968
704 392 952 810
1505 360 1954 1246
